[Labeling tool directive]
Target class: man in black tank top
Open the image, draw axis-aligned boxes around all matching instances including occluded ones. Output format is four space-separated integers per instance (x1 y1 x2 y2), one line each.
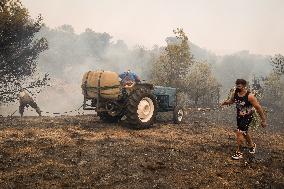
221 79 267 160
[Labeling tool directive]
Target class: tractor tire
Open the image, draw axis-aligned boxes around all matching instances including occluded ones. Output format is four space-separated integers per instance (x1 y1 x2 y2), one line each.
125 88 158 129
173 106 184 124
98 112 122 123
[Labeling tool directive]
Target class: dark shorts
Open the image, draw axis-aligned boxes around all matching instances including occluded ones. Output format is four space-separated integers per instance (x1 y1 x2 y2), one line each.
237 114 253 132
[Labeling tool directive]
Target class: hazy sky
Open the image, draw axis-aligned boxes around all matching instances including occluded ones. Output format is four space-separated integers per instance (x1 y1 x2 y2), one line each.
22 0 284 55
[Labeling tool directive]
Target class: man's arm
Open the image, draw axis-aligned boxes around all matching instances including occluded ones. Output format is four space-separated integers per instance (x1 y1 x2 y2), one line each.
248 94 267 127
221 93 235 106
221 99 234 106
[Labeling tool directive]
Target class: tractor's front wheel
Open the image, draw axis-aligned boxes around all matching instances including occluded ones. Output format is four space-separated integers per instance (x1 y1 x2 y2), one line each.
125 88 158 129
173 106 184 124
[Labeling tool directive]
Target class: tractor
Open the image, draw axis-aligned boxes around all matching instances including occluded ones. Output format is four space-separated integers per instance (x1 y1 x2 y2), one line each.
81 70 184 128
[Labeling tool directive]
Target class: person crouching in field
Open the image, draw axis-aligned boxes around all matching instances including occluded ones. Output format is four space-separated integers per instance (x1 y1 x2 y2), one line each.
18 88 41 117
221 79 267 160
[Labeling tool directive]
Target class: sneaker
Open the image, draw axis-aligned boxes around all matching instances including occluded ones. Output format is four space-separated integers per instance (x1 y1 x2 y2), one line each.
249 143 256 154
232 152 243 160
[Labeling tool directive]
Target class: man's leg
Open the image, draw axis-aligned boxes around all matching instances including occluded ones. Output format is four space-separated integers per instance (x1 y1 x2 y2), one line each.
35 106 42 116
244 133 253 147
19 104 25 117
244 132 256 153
232 130 245 160
232 117 246 159
29 101 42 116
242 116 256 153
236 130 244 152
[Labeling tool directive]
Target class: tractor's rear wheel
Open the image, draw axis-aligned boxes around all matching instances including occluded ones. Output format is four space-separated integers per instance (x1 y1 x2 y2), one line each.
98 112 122 123
125 88 158 129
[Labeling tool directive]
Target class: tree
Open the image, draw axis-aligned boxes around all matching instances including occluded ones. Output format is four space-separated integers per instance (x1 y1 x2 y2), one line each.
130 46 155 80
0 0 49 104
79 28 112 59
271 54 284 75
262 73 283 108
151 28 194 90
262 54 284 109
213 51 271 92
185 62 220 106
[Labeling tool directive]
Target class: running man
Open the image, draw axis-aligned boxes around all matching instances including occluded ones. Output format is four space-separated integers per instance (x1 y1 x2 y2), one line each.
221 79 268 160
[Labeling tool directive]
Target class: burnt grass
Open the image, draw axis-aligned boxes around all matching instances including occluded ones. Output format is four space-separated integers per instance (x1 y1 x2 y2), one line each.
0 109 283 189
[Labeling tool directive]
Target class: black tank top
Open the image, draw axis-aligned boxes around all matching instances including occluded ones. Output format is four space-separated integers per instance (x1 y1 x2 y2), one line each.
234 91 253 117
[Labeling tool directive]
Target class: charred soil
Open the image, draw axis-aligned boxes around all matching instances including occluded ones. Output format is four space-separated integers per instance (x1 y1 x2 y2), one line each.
0 109 283 188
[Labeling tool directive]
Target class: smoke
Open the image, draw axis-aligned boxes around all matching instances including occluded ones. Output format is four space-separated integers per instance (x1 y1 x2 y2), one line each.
212 50 272 97
0 25 156 116
0 25 274 116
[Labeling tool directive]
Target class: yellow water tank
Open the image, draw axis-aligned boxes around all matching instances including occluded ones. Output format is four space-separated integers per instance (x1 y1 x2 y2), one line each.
81 71 120 99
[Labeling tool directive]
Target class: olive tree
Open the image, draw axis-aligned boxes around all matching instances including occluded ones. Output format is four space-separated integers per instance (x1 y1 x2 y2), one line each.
0 0 49 104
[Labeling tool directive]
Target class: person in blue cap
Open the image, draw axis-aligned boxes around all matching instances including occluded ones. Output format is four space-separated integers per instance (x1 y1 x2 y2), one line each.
119 69 141 86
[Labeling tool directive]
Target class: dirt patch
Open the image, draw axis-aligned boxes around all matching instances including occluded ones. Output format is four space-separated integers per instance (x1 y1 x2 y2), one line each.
0 112 283 188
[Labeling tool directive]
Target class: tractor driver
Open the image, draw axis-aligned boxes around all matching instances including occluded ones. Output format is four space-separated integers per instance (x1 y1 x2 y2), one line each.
119 69 141 87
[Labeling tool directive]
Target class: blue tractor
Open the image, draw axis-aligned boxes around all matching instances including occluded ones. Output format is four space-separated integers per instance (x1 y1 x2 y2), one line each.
82 71 184 128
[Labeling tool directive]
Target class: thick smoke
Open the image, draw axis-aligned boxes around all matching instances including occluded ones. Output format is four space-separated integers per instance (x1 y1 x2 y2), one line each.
0 25 273 116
